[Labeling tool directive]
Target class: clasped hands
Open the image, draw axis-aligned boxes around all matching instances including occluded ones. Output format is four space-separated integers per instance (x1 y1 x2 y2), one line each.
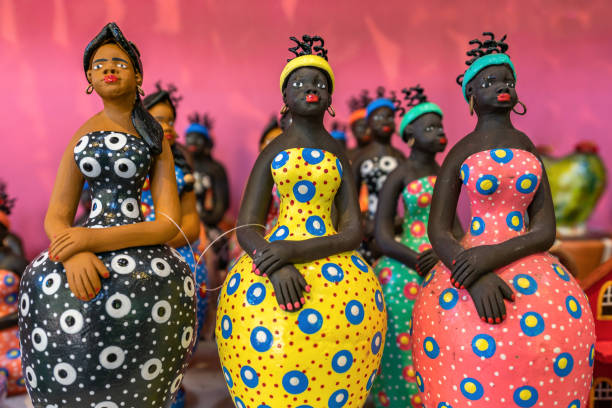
48 227 110 302
449 245 515 324
251 241 309 313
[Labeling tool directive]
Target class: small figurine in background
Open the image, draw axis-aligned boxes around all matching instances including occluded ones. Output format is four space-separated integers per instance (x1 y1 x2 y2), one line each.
259 115 283 152
216 34 387 407
18 23 196 408
142 82 208 408
412 32 595 407
0 182 27 276
371 85 462 408
541 141 607 236
330 121 348 150
347 89 374 161
352 87 406 265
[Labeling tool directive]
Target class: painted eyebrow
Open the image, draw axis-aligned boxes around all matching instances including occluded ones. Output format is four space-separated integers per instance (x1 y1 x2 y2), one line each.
112 57 129 63
92 58 108 63
484 75 496 80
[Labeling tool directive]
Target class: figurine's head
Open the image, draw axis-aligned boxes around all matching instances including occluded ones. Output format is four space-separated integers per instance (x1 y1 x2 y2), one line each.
399 85 446 154
348 90 373 147
143 82 182 145
365 87 402 142
457 32 517 116
185 112 214 155
259 116 283 152
84 23 163 154
330 122 347 149
0 181 15 235
280 35 334 120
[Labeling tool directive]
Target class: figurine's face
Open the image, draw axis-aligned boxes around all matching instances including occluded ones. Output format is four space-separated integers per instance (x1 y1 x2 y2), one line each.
368 106 396 141
186 132 210 154
283 67 331 117
351 118 370 146
466 64 517 114
409 112 447 154
87 43 141 100
148 101 177 145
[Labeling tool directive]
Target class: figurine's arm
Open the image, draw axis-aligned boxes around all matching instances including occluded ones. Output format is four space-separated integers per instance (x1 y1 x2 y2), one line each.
201 164 229 226
167 190 201 248
375 167 419 269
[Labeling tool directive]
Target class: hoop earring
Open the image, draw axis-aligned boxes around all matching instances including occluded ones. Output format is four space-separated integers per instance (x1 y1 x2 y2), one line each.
512 100 527 116
280 104 289 115
407 138 415 147
86 84 94 94
137 86 145 96
469 95 475 116
327 105 336 117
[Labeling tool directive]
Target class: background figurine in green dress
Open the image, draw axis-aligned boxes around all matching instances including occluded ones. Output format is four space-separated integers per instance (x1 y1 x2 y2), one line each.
372 85 463 408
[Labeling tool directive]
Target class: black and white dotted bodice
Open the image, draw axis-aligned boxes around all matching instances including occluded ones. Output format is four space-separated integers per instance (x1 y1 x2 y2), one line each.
74 131 151 227
360 155 399 218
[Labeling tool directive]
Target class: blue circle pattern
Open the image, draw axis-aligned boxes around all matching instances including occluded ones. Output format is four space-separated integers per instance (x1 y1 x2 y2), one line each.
328 389 349 408
375 290 384 312
438 403 453 408
269 225 289 242
553 352 574 377
221 315 232 339
246 283 267 306
520 312 545 337
471 334 496 359
336 158 343 178
589 344 595 366
240 365 259 388
506 211 524 231
331 350 353 374
553 264 570 282
416 371 424 392
366 369 377 391
460 377 484 400
345 300 365 325
423 336 440 359
422 269 435 288
222 366 233 388
298 308 324 334
513 386 539 407
302 148 325 165
234 396 246 408
513 274 538 295
272 151 290 169
4 274 15 286
282 370 309 394
5 293 16 305
322 263 344 283
476 175 499 195
6 348 20 359
226 273 241 296
516 174 538 194
250 326 273 352
470 217 486 236
460 164 470 185
565 295 582 319
490 148 514 163
306 215 326 236
568 400 580 408
371 332 383 355
293 180 316 203
351 255 368 272
439 288 459 310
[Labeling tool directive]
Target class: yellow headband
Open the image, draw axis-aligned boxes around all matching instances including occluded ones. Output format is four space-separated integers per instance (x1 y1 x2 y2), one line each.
279 55 335 93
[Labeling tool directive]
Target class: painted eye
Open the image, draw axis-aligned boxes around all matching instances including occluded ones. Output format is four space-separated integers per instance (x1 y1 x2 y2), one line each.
292 81 303 88
93 64 103 70
116 63 128 69
507 82 515 88
425 126 434 132
317 83 326 89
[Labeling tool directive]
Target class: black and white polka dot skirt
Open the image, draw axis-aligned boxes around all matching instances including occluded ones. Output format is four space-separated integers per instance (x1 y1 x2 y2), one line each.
18 245 197 408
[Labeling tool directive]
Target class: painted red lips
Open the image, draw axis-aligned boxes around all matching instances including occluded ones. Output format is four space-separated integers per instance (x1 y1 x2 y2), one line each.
497 93 511 102
305 94 319 103
382 126 391 133
104 74 118 83
439 137 448 145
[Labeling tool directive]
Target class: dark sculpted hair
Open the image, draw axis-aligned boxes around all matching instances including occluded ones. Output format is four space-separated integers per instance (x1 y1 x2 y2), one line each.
376 86 405 116
283 35 331 91
0 181 15 216
348 89 373 112
401 84 428 108
143 82 182 118
456 32 510 86
84 22 164 155
187 112 215 148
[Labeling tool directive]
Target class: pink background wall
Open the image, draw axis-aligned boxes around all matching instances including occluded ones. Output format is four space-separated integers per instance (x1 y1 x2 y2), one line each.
1 0 611 259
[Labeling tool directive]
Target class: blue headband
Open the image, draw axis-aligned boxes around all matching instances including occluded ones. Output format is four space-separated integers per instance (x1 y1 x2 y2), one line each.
366 98 396 118
399 102 444 138
186 123 210 139
462 53 516 101
330 130 346 141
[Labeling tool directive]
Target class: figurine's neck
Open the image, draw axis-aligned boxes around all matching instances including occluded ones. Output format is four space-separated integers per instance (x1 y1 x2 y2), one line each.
409 147 436 165
475 110 514 131
102 94 136 128
290 113 326 134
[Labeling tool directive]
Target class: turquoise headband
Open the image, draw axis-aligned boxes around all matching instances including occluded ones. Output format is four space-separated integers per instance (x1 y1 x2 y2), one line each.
461 53 516 101
399 102 443 139
366 98 396 118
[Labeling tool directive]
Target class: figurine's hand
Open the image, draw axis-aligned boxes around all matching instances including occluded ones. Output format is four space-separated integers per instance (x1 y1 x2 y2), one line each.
49 227 92 262
62 252 110 301
252 241 295 277
416 249 438 277
467 273 515 324
268 264 310 312
450 246 494 289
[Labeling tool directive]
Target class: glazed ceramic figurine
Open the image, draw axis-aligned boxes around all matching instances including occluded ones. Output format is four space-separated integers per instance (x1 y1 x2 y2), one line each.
0 182 27 276
411 33 595 407
371 85 463 408
142 82 208 408
216 35 387 408
352 87 406 264
0 268 25 397
18 23 196 408
259 116 284 233
347 90 373 162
